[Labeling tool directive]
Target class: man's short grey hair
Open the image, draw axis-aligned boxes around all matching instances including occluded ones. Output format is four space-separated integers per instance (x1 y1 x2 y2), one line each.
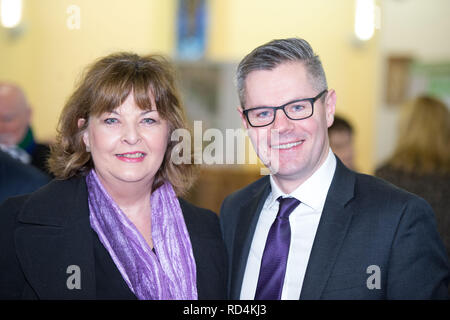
236 38 328 107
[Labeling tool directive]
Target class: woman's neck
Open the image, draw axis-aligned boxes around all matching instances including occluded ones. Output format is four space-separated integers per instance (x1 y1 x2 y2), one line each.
97 175 153 217
92 171 154 248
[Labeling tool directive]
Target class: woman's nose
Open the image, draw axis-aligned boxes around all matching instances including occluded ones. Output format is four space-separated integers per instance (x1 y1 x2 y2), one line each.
121 124 141 145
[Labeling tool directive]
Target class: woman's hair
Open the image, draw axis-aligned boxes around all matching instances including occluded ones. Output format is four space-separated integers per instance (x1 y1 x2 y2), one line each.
49 52 196 195
387 95 450 174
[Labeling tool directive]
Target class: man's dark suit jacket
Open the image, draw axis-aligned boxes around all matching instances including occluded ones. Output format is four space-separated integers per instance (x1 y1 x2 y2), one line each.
0 150 50 204
220 158 450 299
29 142 52 177
0 176 227 299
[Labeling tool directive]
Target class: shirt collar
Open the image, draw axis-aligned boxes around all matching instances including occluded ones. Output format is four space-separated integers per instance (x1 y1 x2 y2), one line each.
268 148 336 212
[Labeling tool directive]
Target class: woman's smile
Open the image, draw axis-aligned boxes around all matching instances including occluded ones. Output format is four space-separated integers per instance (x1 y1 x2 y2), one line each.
115 151 147 162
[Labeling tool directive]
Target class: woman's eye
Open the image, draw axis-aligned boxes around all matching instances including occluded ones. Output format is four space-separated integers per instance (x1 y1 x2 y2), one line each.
104 118 118 125
142 118 155 124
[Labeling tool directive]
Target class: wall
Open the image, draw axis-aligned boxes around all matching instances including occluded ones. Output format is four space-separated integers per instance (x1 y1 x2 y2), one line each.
1 0 379 174
0 0 175 142
208 0 379 174
375 0 450 166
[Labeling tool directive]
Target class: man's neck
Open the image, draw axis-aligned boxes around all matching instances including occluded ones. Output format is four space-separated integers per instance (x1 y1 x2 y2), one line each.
271 148 331 194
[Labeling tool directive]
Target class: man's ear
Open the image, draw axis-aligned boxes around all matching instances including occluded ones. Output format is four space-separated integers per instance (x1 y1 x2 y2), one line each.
324 89 337 128
77 118 90 150
25 107 32 124
237 106 249 130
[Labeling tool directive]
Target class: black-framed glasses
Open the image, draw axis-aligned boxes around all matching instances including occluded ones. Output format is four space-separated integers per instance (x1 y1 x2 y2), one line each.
243 89 328 127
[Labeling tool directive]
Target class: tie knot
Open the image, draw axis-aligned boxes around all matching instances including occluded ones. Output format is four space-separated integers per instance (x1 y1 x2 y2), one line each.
276 196 300 219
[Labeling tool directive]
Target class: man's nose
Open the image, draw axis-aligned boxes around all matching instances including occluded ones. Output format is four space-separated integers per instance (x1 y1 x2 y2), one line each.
271 108 295 132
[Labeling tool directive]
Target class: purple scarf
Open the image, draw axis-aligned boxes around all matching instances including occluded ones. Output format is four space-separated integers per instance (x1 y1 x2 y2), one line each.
86 170 198 300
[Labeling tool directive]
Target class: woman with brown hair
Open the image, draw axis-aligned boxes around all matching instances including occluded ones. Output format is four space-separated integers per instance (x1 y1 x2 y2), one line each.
376 95 450 258
0 52 227 299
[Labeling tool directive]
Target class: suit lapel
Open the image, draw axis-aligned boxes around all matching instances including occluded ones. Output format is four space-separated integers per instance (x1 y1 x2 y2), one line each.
14 177 97 299
300 159 356 299
230 177 270 299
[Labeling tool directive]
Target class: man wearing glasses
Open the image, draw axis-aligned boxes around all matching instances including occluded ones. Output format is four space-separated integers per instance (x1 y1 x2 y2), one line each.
220 38 449 300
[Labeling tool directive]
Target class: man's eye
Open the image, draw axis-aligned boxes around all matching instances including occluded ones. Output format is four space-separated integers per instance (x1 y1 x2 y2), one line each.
104 118 118 125
256 110 273 118
291 104 306 112
2 116 14 122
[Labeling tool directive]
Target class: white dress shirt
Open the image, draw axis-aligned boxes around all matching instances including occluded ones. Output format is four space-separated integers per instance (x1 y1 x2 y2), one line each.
240 148 337 300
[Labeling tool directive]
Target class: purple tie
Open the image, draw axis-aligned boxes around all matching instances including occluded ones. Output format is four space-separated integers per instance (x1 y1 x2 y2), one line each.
254 196 300 300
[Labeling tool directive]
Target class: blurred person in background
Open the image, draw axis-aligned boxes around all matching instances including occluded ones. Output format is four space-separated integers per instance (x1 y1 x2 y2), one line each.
0 52 227 300
328 115 355 170
0 83 52 176
376 95 450 259
0 149 50 204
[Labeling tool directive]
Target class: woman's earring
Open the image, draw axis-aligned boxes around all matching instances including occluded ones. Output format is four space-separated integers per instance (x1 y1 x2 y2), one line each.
86 145 91 152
